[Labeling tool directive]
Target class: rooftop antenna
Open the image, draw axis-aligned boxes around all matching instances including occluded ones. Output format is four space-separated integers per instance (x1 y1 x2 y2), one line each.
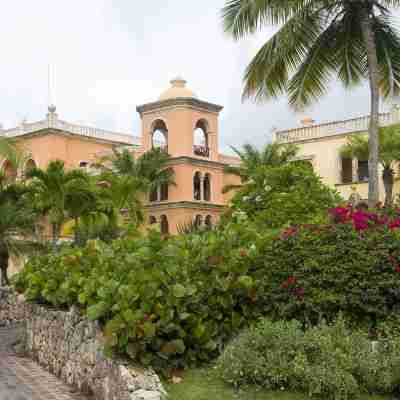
47 64 56 114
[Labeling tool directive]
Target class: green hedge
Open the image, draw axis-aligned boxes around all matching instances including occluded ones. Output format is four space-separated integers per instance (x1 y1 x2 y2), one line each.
15 225 273 372
216 317 400 399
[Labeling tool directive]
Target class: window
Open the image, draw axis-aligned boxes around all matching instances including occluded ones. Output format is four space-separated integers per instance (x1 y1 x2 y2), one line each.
193 120 209 158
149 187 158 202
79 161 89 168
2 160 17 181
205 215 212 229
160 215 169 234
358 160 369 182
194 172 202 200
203 174 211 201
160 183 169 201
194 215 203 228
152 120 168 153
149 216 157 225
341 158 353 184
24 159 36 176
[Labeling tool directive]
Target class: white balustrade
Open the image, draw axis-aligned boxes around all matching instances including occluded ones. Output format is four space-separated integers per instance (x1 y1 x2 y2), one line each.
0 118 139 145
276 112 399 143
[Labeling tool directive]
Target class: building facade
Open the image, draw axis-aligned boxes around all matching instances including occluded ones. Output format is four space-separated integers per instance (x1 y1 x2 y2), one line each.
0 78 240 234
274 107 400 202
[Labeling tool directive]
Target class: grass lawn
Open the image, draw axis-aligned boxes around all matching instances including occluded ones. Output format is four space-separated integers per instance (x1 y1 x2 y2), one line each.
165 368 389 400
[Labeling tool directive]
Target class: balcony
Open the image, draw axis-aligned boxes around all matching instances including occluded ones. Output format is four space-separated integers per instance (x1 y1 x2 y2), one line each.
193 145 210 158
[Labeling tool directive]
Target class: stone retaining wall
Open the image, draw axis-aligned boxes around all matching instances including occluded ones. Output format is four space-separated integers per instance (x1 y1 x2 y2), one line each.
0 287 166 400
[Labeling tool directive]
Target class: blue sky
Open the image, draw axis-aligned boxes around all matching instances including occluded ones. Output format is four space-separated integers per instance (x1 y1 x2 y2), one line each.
0 0 394 153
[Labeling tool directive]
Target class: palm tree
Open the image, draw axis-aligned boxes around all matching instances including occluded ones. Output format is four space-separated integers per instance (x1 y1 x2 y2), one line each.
341 126 400 206
0 173 38 286
27 160 91 247
223 142 298 193
222 0 400 206
95 148 175 227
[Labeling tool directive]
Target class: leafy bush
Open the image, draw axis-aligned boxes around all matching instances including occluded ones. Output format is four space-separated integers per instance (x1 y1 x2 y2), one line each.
14 224 273 372
229 163 341 228
216 317 400 399
254 222 400 330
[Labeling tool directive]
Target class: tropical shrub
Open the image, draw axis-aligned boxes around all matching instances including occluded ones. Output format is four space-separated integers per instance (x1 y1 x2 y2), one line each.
230 163 341 228
14 223 273 372
254 219 400 330
216 317 400 399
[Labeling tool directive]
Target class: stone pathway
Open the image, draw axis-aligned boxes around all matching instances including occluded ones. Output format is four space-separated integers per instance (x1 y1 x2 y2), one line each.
0 326 91 400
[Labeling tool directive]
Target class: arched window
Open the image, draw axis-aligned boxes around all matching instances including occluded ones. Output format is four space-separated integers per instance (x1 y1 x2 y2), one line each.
194 215 203 228
24 159 36 176
152 120 168 153
193 120 209 158
160 183 169 201
193 172 202 201
160 215 169 235
149 216 157 225
205 215 212 229
149 187 158 202
203 173 211 202
2 160 17 181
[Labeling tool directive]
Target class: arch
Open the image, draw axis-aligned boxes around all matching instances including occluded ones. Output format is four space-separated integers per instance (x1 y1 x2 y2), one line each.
160 183 169 201
193 171 202 201
203 173 211 202
205 215 213 229
194 215 203 228
151 119 168 152
79 160 89 168
2 160 17 181
193 120 209 157
149 216 157 225
24 159 37 175
160 215 169 234
149 187 158 202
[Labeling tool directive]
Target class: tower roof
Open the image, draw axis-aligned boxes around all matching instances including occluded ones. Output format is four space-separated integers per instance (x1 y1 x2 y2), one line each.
159 77 197 101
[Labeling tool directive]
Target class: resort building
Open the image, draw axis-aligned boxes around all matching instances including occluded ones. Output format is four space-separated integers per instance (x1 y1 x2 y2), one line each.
0 78 240 234
274 106 400 203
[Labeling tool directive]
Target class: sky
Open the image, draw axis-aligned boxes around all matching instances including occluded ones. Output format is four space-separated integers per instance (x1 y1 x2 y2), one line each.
0 0 395 153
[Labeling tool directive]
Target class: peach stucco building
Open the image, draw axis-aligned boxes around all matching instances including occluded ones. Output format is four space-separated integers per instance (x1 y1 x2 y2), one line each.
0 78 240 234
274 107 400 202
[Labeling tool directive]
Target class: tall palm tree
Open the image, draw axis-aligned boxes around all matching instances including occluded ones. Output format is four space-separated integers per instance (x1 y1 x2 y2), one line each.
222 0 400 206
95 148 175 227
341 126 400 206
223 142 298 193
27 160 91 247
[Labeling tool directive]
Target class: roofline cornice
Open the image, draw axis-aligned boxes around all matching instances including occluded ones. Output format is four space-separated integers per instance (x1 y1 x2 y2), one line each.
136 97 223 115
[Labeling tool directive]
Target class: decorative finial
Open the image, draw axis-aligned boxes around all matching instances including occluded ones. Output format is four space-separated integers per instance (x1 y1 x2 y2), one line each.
171 77 187 88
48 104 57 114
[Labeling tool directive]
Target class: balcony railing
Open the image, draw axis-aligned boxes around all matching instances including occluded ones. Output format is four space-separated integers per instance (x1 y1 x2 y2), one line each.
193 145 210 158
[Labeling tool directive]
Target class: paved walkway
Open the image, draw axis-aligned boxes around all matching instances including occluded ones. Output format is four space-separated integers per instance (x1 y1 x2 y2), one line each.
0 326 90 400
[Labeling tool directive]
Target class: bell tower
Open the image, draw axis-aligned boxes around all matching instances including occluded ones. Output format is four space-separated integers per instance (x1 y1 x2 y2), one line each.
136 77 223 161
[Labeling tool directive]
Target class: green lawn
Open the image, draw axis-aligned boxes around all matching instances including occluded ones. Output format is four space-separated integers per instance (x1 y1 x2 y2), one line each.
165 368 389 400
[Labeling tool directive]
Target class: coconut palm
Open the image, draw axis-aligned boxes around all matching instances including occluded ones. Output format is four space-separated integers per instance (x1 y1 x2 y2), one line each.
222 0 400 206
341 126 400 206
223 142 298 193
95 148 175 227
27 160 91 247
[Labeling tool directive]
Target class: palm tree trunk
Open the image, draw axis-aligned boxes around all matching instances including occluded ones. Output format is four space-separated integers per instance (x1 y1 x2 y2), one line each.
0 240 10 286
360 7 380 207
382 166 394 207
52 222 59 250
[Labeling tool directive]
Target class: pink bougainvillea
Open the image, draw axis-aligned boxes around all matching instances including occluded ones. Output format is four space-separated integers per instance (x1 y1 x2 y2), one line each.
328 206 400 231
